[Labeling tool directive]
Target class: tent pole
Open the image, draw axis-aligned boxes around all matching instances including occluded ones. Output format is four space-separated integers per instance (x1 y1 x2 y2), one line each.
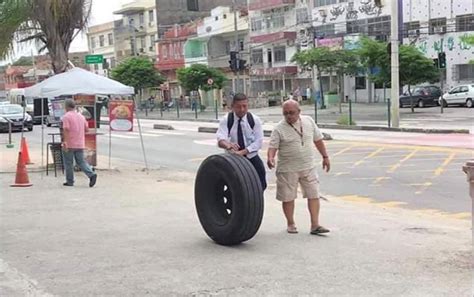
133 96 149 172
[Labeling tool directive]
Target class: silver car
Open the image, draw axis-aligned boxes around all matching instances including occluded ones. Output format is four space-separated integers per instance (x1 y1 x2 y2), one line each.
439 84 474 108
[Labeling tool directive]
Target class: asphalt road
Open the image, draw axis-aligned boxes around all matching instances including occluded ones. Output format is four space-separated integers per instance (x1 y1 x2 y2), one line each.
8 119 470 217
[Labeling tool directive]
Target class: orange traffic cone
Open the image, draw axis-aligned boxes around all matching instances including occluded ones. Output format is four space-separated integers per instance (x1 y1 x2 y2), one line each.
11 152 32 187
20 137 32 165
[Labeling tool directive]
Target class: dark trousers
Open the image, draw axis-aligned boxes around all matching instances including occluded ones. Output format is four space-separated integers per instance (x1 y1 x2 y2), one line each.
249 155 267 190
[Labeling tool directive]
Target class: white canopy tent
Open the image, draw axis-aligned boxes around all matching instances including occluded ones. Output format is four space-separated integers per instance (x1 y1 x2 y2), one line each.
23 68 150 172
24 67 134 97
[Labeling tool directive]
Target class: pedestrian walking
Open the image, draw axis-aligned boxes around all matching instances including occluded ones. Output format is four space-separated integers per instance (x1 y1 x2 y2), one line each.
61 99 97 187
267 100 330 234
216 93 267 190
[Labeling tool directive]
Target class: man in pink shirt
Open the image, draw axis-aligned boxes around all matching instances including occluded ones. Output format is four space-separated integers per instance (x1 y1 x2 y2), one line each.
62 99 97 187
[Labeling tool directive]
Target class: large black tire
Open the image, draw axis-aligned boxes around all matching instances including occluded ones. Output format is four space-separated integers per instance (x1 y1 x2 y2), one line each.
195 154 264 246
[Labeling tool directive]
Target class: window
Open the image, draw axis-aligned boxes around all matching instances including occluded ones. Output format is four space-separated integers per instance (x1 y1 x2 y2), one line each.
215 16 218 21
251 49 263 65
223 14 227 19
251 18 263 32
296 8 309 24
110 57 116 68
368 16 390 36
403 21 420 37
108 33 113 45
429 17 446 34
140 37 146 49
355 77 366 90
314 24 335 38
460 86 469 93
139 13 144 25
90 37 96 49
148 10 154 23
456 14 474 32
314 0 337 7
239 40 244 51
187 0 199 11
162 45 168 60
274 46 286 63
150 35 155 46
346 19 367 34
224 40 231 54
456 64 474 81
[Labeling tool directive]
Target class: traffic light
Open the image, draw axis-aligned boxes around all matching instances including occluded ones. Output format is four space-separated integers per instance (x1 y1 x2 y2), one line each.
229 51 238 72
438 52 446 69
238 59 247 71
433 58 439 68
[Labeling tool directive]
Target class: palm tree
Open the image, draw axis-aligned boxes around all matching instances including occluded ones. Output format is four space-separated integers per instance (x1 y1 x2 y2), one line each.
0 0 91 73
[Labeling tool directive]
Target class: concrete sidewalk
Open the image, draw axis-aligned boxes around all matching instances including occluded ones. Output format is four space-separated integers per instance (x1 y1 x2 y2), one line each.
0 163 471 296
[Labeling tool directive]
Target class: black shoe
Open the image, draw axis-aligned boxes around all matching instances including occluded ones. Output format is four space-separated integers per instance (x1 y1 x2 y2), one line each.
89 174 97 187
63 182 73 186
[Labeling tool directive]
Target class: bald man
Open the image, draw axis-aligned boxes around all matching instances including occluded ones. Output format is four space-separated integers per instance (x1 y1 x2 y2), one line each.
267 100 330 235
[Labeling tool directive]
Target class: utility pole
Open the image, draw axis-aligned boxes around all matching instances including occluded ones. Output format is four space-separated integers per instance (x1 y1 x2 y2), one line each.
232 0 239 93
390 0 400 128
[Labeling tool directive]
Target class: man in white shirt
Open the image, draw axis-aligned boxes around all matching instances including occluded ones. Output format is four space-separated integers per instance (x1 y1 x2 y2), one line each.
216 93 266 190
267 100 330 235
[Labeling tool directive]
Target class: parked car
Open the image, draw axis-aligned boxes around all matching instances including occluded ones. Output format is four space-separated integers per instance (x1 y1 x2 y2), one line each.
439 84 474 108
399 86 442 108
0 104 33 132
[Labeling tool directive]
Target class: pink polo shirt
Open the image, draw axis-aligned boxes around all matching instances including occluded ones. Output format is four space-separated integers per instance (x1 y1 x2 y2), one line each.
62 111 88 149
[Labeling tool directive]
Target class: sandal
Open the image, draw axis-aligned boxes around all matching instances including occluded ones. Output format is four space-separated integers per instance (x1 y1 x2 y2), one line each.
310 226 330 235
287 225 298 234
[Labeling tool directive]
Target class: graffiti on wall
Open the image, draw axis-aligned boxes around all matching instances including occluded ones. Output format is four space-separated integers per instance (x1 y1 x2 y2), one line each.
346 2 358 20
358 0 382 16
415 34 472 55
330 6 345 21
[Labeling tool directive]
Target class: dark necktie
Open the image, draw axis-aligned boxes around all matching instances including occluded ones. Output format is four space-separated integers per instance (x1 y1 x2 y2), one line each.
237 117 245 150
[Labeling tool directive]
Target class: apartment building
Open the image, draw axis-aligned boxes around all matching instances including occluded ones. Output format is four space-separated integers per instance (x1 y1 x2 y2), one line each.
248 0 314 100
87 21 116 76
113 0 158 62
183 6 250 100
156 23 198 99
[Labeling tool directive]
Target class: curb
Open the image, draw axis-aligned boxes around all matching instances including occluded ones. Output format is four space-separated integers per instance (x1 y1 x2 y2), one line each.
153 124 174 130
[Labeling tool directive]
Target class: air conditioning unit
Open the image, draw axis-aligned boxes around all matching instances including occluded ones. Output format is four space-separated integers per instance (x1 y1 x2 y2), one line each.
139 48 144 53
149 46 154 51
433 26 446 34
148 22 154 27
287 39 295 46
408 29 420 36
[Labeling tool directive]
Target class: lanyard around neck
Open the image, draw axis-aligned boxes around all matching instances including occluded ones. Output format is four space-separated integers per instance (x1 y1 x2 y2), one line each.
289 118 304 146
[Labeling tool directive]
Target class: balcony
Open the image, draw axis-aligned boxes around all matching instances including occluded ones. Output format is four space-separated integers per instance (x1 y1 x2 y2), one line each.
250 65 297 76
249 0 295 11
250 32 296 44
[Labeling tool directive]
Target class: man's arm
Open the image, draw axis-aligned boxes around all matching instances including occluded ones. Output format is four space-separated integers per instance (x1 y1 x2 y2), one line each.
267 147 278 169
216 116 240 151
314 139 330 172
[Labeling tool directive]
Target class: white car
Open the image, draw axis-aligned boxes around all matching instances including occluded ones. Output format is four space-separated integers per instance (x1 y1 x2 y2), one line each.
439 84 474 108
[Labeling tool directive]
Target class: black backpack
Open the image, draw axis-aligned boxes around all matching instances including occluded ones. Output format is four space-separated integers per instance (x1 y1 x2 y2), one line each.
227 112 255 136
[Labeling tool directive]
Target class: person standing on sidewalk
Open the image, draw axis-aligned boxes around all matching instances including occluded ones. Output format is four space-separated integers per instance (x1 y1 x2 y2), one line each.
62 99 97 187
267 100 330 234
216 93 267 190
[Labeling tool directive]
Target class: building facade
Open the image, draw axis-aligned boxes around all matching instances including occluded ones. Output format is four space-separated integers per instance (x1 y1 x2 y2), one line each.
248 0 314 102
156 23 198 99
113 0 158 62
311 0 474 103
87 21 116 76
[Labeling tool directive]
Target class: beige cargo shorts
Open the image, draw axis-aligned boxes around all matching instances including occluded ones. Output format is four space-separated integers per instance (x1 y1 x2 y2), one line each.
276 168 320 202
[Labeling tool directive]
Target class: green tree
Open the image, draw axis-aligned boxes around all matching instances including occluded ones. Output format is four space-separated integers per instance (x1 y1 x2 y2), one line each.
12 56 33 66
176 64 227 108
0 0 91 73
461 35 474 63
110 57 165 99
358 37 439 112
292 47 359 109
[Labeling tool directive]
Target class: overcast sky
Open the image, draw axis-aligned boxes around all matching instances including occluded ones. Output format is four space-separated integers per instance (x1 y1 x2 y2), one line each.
1 0 128 65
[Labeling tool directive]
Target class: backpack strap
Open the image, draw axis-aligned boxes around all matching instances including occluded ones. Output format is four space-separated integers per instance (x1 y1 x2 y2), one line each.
227 112 255 137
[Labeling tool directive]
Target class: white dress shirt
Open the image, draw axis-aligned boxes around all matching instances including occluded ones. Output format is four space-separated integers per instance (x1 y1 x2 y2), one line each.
216 112 264 159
